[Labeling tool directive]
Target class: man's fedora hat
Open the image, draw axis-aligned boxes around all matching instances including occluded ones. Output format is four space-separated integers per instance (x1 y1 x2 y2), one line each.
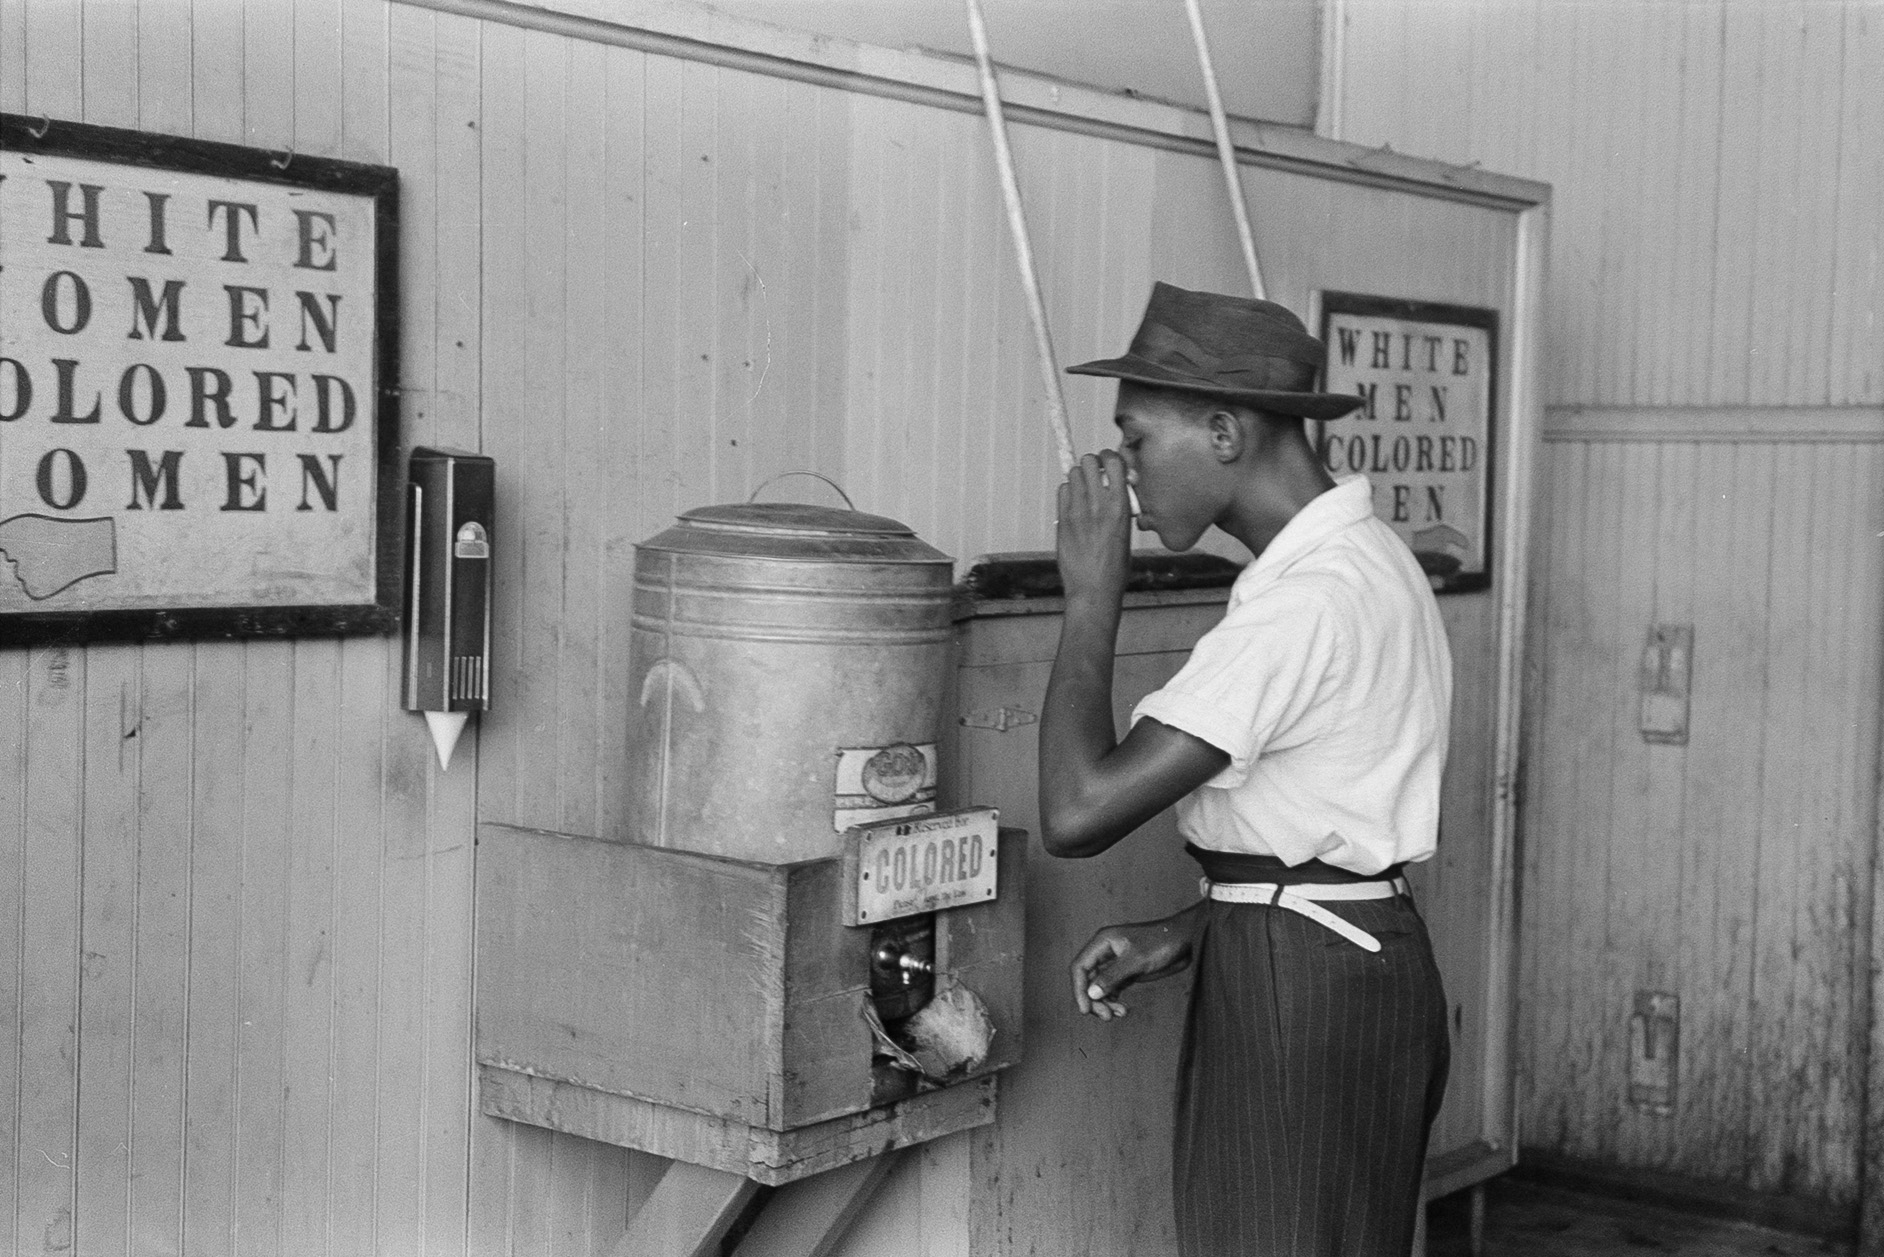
1067 281 1364 420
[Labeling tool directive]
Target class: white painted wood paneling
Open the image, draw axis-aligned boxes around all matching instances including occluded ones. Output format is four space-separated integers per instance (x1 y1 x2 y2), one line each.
3 1 1541 1252
1520 434 1883 1207
1334 0 1884 411
698 0 1322 129
0 1 514 1252
1339 0 1884 1217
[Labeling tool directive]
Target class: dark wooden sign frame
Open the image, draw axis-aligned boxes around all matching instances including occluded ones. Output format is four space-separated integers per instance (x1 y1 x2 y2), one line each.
0 114 400 645
1312 291 1499 595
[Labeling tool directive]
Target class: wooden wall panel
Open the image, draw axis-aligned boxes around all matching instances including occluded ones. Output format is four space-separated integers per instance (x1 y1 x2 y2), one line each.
589 45 648 847
1602 444 1692 1176
131 649 196 1255
74 645 139 1257
1674 444 1766 1185
832 144 1526 1251
388 7 482 1243
1832 3 1884 403
840 97 1091 564
1512 439 1568 1154
473 13 529 829
553 36 610 842
1519 433 1883 1206
920 611 1206 1257
0 1 24 114
3 1 1537 1252
14 646 83 1257
475 33 857 843
414 10 641 1251
181 645 242 1255
0 0 557 1253
280 642 340 1252
1339 0 1884 1213
1335 0 1884 411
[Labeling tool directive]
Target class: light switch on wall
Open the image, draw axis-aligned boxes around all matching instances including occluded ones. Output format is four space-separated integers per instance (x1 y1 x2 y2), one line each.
1629 990 1679 1116
1639 624 1692 745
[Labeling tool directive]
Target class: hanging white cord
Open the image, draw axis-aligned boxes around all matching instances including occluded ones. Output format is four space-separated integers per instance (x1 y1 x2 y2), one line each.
1184 0 1266 300
963 0 1079 474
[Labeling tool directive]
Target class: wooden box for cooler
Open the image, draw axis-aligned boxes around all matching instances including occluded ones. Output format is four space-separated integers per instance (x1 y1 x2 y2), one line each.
472 821 1025 1185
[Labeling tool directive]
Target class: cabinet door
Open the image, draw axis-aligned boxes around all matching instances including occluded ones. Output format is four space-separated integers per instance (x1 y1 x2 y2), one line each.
1416 589 1513 1194
947 600 1225 1257
945 590 1516 1255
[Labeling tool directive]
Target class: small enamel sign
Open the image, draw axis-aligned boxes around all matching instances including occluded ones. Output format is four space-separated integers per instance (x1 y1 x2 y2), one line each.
844 807 999 925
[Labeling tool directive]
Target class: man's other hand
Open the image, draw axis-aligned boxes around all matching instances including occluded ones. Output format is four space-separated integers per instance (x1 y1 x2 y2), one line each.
1069 906 1200 1021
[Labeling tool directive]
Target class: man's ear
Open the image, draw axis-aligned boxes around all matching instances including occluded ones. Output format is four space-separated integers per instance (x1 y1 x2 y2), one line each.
1207 409 1246 463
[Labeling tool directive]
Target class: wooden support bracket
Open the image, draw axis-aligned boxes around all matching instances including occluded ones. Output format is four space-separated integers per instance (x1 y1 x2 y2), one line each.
613 1160 759 1257
733 1148 907 1257
613 1150 905 1257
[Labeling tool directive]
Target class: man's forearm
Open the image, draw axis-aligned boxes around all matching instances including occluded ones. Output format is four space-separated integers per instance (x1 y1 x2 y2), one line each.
1039 592 1126 854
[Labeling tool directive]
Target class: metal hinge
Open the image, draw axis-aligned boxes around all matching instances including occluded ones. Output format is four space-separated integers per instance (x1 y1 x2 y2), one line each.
959 706 1039 733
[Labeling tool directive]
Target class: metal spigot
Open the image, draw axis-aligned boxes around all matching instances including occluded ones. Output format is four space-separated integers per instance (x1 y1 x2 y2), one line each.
873 942 935 987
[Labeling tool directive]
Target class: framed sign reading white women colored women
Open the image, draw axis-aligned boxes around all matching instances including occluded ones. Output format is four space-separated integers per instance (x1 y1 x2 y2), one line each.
0 114 399 644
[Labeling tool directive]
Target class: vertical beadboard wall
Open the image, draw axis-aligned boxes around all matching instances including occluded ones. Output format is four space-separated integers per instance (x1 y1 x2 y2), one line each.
834 170 1527 1256
0 2 627 1253
1334 0 1884 409
1334 0 1884 1212
1522 429 1883 1203
1 1 1538 1254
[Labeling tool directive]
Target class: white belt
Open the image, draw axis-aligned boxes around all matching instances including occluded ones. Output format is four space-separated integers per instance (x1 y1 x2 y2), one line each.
1200 876 1407 953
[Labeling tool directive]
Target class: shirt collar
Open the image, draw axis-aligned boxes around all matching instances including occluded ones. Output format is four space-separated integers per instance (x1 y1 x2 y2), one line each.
1233 475 1375 593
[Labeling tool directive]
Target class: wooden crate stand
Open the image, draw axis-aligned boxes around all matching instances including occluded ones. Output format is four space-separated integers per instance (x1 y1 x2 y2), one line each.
474 821 1025 1185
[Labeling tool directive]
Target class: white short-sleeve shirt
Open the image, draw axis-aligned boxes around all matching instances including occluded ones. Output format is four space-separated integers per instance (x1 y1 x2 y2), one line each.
1130 476 1453 875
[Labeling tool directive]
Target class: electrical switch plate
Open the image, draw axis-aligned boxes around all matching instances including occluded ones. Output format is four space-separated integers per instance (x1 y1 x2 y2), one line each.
1628 990 1678 1116
1639 624 1692 745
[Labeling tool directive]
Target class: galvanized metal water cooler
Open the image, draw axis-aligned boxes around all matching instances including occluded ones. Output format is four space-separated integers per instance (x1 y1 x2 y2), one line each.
474 500 1024 1189
626 502 955 861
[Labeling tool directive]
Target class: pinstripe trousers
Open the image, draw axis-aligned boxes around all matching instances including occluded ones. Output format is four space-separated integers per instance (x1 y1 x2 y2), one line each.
1172 891 1450 1257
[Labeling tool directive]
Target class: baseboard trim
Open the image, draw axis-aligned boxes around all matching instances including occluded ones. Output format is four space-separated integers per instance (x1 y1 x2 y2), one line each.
1512 1149 1857 1243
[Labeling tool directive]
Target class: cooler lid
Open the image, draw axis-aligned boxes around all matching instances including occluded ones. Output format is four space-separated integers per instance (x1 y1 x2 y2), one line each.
681 502 914 537
640 502 952 565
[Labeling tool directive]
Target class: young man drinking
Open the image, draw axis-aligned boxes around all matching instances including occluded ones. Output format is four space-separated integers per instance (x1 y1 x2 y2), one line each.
1039 282 1453 1257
